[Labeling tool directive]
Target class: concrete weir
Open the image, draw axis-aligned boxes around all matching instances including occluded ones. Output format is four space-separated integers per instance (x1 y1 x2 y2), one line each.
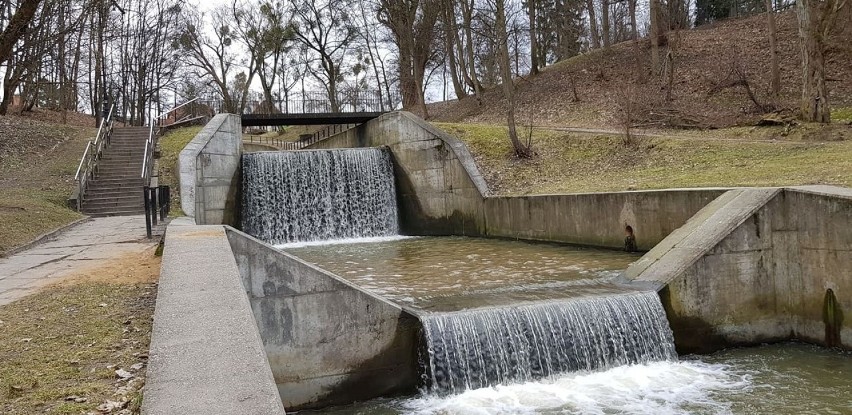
144 220 417 413
147 112 852 412
624 185 852 353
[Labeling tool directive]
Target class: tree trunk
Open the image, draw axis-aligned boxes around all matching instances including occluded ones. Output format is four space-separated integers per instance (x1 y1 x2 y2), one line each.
796 0 831 122
764 0 781 105
586 0 600 49
528 0 539 75
0 0 43 67
602 0 610 48
629 0 638 42
496 0 530 158
649 0 663 73
461 0 483 98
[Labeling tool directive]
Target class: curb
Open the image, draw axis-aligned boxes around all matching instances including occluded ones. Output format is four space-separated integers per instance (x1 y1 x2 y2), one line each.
1 216 92 258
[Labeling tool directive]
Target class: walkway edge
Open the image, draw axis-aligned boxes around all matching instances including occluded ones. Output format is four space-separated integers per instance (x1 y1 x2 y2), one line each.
0 216 91 258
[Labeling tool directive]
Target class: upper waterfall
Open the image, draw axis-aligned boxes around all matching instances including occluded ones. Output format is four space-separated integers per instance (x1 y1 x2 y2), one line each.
241 148 399 244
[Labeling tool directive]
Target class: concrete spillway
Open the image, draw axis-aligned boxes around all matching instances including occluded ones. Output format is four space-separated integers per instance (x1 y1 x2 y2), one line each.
241 148 399 244
419 291 677 394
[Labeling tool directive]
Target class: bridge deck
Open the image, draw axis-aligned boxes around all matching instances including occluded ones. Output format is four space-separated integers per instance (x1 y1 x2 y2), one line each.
241 112 386 127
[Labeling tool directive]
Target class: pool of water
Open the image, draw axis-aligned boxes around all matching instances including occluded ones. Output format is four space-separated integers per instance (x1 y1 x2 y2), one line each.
305 343 852 415
282 236 641 311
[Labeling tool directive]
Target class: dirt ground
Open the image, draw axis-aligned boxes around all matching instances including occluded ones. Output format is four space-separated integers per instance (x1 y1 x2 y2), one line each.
0 250 161 415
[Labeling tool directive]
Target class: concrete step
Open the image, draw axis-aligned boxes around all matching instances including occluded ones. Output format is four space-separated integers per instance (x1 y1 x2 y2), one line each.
96 168 143 174
82 201 144 210
83 209 147 217
84 191 143 199
83 194 143 202
88 178 144 186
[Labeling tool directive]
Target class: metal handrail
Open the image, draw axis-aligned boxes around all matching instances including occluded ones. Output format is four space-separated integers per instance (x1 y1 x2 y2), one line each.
73 103 115 210
164 97 198 116
142 108 165 183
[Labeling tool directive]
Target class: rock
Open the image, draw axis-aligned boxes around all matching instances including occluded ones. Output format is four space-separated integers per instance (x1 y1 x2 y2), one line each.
130 363 144 371
115 369 133 380
96 400 124 413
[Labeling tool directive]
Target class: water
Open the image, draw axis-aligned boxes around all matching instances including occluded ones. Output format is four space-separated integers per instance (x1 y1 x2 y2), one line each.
241 148 399 244
308 343 852 415
421 292 677 394
283 236 640 310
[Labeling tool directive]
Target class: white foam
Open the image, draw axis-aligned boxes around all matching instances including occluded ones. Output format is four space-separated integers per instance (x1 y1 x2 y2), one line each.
274 235 416 249
398 360 751 415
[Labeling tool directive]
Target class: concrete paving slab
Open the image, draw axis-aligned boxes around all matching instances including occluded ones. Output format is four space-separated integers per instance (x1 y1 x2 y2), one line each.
0 215 158 306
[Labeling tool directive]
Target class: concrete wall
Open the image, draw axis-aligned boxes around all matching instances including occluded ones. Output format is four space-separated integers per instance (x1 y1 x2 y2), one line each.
309 111 489 236
309 112 725 249
625 186 852 353
485 190 726 251
225 228 419 411
143 219 285 415
243 143 278 152
178 114 242 225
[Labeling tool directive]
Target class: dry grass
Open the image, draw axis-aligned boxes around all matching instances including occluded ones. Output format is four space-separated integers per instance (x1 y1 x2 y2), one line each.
428 11 852 130
435 122 852 195
0 113 96 254
157 126 202 217
0 250 160 415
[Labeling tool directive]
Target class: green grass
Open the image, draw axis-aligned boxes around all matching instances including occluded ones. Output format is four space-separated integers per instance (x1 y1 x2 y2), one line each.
833 107 852 123
434 122 852 195
158 126 202 217
0 278 155 414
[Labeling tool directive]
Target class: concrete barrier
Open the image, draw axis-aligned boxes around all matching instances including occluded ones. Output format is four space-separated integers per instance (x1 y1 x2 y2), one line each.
625 186 852 353
309 112 726 249
484 190 727 251
142 219 285 415
225 228 419 411
178 114 242 225
308 111 489 236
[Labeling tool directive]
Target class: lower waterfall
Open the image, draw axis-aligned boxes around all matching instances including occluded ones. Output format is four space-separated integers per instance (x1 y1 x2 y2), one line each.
419 291 677 394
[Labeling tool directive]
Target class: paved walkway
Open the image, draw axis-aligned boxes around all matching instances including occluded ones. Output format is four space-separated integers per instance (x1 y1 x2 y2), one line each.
0 215 157 306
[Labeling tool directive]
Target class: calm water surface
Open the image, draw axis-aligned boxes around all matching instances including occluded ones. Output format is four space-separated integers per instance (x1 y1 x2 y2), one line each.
282 236 641 311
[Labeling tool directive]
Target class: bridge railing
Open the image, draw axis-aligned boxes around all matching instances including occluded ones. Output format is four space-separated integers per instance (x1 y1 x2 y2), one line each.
188 90 400 117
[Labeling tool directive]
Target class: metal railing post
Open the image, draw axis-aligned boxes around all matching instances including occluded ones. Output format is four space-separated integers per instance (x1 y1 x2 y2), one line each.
143 186 152 238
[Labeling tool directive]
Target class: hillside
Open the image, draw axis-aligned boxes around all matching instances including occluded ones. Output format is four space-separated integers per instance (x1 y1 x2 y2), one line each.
435 123 852 195
0 111 95 254
429 11 852 129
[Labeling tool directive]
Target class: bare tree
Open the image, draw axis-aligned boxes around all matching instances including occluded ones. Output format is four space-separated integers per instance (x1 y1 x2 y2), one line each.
764 0 780 104
177 6 254 114
796 0 847 122
493 0 531 158
377 0 441 118
289 0 358 112
234 0 294 114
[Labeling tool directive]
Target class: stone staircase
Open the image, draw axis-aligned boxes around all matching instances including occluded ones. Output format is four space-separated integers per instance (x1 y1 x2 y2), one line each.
81 127 148 217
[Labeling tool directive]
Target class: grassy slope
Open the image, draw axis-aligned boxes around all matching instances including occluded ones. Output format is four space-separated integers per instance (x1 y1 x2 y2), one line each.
435 122 852 195
157 126 202 216
0 114 95 254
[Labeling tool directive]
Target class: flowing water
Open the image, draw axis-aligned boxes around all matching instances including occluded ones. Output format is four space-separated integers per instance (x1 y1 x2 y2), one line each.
282 236 640 311
420 292 677 394
308 343 852 415
241 149 398 244
249 152 850 414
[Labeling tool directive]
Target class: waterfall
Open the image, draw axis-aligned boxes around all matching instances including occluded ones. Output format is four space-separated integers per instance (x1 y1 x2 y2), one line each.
241 148 399 244
419 291 677 394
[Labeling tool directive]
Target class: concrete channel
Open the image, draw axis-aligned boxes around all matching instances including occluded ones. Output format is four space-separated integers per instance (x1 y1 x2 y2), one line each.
142 112 852 413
